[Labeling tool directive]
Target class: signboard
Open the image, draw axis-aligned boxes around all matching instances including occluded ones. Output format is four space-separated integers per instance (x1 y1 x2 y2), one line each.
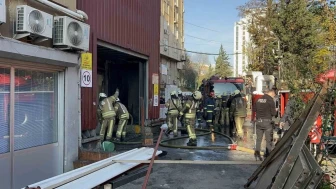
152 73 159 84
154 84 159 95
153 95 159 106
161 65 168 75
81 53 92 70
81 70 92 87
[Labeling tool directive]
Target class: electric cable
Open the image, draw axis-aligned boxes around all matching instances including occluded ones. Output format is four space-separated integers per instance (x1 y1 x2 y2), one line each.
185 34 232 44
185 21 222 33
160 44 241 56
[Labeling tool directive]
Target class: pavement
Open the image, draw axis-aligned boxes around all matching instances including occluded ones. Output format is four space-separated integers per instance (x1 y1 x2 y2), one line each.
118 111 263 189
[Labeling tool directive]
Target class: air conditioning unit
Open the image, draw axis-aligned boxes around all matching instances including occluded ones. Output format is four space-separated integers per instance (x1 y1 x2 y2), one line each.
53 16 90 51
0 0 6 24
181 54 186 61
15 5 53 40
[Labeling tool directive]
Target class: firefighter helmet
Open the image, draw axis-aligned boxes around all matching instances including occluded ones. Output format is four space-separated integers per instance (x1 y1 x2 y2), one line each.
193 91 202 100
170 91 177 96
116 98 120 102
99 93 107 98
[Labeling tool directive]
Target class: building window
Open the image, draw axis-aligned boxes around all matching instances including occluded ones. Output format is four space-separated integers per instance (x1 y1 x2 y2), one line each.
0 67 10 154
14 69 58 151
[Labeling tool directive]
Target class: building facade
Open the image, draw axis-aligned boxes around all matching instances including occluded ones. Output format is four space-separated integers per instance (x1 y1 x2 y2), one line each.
0 0 84 188
233 17 251 77
77 0 161 137
160 0 185 95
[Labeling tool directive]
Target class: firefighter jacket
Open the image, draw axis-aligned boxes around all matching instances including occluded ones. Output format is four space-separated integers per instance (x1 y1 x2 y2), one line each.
204 97 216 114
165 98 181 116
100 96 116 119
221 95 229 109
114 102 129 120
180 98 199 119
229 94 247 118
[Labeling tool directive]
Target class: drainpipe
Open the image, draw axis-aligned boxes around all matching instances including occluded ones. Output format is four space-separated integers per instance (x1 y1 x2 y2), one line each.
33 0 88 21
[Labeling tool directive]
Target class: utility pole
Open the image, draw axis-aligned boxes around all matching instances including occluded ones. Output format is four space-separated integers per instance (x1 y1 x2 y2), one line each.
274 40 283 89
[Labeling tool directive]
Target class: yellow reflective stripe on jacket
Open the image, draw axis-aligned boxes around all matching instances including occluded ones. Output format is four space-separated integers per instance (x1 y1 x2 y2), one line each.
207 111 213 113
185 113 196 119
120 113 129 119
168 109 179 114
102 111 116 118
207 105 214 106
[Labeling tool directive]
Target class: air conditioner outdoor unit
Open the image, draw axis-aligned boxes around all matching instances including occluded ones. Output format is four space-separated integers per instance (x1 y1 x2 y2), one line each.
0 0 6 24
181 54 186 61
53 16 90 51
15 5 53 40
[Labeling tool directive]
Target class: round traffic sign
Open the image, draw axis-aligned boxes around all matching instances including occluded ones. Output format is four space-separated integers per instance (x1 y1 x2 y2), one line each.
82 71 91 86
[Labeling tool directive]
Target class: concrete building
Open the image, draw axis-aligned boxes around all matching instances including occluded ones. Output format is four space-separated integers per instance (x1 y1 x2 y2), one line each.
0 0 85 188
233 17 251 77
160 0 185 96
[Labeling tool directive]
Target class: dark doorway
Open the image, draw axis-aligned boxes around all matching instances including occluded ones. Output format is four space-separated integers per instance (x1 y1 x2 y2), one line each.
97 45 147 125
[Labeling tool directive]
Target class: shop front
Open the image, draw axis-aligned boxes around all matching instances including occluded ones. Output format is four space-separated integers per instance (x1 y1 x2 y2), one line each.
0 38 79 189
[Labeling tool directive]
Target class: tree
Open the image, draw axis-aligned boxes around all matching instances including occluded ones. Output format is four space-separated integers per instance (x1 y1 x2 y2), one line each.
214 45 233 77
180 54 197 90
191 54 211 86
206 64 216 78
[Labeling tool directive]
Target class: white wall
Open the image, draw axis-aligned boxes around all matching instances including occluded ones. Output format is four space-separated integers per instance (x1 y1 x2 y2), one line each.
234 17 251 77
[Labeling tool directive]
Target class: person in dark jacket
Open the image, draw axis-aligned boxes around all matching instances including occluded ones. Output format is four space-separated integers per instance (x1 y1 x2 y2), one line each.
253 88 278 161
204 91 216 130
229 90 247 140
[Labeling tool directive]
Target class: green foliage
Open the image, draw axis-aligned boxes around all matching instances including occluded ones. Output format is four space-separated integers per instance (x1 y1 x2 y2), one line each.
181 54 197 90
214 45 233 77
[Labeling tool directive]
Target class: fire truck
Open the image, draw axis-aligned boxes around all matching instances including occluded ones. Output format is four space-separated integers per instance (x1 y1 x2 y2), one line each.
199 75 246 97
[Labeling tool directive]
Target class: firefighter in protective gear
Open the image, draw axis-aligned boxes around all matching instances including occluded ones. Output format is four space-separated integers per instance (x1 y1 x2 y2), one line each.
196 98 204 127
229 89 247 140
214 94 222 131
177 90 185 127
114 98 129 142
220 92 230 134
204 91 216 130
98 89 119 141
165 91 181 137
179 91 202 146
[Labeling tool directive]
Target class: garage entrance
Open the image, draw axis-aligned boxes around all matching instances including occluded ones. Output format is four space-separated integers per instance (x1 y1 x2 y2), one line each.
97 42 148 125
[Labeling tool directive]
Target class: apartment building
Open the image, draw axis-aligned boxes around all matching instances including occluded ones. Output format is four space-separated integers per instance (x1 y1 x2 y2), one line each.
0 0 85 188
160 0 185 93
233 17 251 77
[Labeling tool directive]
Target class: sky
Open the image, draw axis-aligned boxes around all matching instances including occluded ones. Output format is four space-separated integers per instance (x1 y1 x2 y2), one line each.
184 0 249 66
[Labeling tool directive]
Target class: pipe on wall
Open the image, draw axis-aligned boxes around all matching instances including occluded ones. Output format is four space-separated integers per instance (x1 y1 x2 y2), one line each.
33 0 88 21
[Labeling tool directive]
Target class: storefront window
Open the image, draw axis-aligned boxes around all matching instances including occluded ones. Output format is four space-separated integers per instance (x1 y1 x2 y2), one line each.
14 69 58 151
0 68 10 154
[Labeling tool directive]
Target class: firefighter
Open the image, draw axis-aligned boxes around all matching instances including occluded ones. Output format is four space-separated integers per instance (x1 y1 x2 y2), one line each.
165 91 181 137
229 89 247 140
220 92 230 134
177 90 184 106
179 90 202 146
214 94 222 131
98 89 119 142
114 98 130 142
253 88 277 160
196 97 204 128
204 91 216 130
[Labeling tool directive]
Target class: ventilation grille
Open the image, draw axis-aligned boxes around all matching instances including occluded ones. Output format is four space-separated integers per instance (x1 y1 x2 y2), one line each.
28 10 45 33
53 18 64 44
67 21 83 46
17 7 24 31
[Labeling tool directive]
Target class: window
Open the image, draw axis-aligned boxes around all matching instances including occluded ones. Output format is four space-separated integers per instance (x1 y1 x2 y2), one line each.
14 69 58 150
0 67 10 154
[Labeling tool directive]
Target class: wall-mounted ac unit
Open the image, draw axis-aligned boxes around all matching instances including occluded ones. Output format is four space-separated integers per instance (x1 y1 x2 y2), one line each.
181 54 186 61
0 0 6 24
15 5 53 40
53 16 90 51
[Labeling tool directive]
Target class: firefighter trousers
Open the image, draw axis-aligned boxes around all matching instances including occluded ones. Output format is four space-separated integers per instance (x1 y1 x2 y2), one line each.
214 110 221 125
184 117 196 140
234 116 245 137
256 119 273 155
116 119 128 140
206 111 214 128
100 118 116 140
220 108 230 133
167 114 178 136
